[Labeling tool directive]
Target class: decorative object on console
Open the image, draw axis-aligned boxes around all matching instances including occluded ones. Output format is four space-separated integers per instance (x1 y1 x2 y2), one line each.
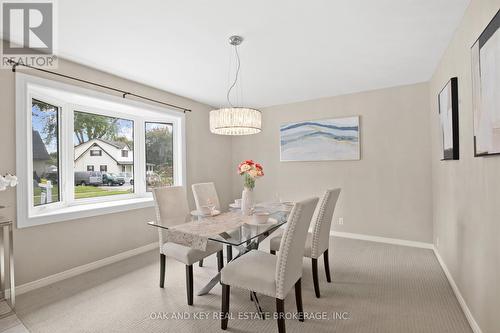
472 10 500 156
280 116 360 161
237 160 264 215
0 174 17 191
438 77 460 160
0 174 17 219
209 35 262 136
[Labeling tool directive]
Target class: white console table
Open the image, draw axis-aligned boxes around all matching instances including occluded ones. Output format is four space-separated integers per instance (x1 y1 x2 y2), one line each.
0 219 14 318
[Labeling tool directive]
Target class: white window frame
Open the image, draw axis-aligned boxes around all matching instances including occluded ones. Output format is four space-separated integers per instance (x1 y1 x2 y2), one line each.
16 73 186 228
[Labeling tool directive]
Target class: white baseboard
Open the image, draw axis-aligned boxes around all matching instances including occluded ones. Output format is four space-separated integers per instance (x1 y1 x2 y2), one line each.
7 242 157 297
433 248 482 333
331 231 434 249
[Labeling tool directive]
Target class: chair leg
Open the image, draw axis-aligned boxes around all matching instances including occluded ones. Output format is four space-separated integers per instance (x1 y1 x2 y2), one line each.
185 265 193 305
159 254 166 288
199 259 204 267
270 250 276 255
217 250 224 272
276 298 286 333
294 278 304 322
226 245 233 263
221 284 230 330
324 249 331 283
312 258 320 298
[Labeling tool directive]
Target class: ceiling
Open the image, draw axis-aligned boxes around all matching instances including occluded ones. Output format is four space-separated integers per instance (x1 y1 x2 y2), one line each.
54 0 470 108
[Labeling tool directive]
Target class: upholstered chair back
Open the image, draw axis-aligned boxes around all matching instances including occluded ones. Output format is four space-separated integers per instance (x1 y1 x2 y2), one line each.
152 186 190 249
275 197 318 299
192 182 221 211
310 188 341 258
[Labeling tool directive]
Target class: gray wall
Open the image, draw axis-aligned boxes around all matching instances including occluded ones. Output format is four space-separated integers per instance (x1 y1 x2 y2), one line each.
0 58 233 285
429 1 500 332
231 83 433 243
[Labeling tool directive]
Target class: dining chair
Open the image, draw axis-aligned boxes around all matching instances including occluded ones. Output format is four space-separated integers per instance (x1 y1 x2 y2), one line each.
192 182 233 265
192 182 221 211
220 197 319 333
269 188 341 298
152 186 224 305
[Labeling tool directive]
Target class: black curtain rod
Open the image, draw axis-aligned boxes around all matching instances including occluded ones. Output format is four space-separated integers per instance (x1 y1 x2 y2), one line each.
7 59 192 113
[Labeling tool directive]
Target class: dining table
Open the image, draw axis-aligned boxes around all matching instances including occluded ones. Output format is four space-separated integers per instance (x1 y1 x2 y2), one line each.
148 202 293 316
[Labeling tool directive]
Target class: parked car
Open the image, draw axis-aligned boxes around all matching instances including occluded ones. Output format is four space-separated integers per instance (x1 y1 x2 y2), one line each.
74 171 103 186
102 173 125 186
111 173 125 185
118 172 133 184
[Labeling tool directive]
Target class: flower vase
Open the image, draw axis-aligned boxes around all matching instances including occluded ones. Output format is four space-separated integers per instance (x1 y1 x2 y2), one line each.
241 187 254 216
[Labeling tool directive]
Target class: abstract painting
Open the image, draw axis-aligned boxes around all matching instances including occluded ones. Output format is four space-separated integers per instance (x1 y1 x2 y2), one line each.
472 9 500 156
280 116 360 161
438 77 459 160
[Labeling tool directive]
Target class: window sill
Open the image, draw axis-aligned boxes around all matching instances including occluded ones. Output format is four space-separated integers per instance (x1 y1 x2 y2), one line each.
20 197 155 228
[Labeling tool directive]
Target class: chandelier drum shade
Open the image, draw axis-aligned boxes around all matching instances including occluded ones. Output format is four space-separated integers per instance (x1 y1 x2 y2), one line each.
210 35 261 136
210 107 261 135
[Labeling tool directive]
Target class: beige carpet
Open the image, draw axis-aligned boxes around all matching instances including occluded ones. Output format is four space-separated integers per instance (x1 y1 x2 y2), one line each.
13 237 472 333
0 301 28 333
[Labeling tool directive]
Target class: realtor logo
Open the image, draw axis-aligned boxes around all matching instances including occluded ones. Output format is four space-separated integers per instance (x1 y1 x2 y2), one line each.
1 1 57 68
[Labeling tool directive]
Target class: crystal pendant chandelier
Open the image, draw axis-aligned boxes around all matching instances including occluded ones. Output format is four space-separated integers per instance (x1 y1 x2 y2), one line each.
210 36 261 136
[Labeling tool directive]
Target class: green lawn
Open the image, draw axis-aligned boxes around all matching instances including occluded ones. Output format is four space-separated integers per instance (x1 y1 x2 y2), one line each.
74 186 132 199
34 185 132 204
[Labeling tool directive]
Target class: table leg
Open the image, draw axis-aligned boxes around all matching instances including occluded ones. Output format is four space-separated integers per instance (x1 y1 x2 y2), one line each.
8 224 14 309
251 291 265 320
226 245 233 262
197 241 256 296
0 226 4 300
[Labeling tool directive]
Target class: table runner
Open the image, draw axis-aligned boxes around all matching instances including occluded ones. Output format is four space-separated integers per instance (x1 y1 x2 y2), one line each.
165 211 250 251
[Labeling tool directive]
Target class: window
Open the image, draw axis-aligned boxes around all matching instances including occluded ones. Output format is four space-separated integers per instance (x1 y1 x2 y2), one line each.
74 111 133 199
145 122 174 191
31 99 60 206
16 73 186 227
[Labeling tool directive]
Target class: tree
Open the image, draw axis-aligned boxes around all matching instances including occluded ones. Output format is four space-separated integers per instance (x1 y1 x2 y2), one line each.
32 100 58 145
73 112 118 145
113 136 133 149
145 127 173 167
33 101 121 146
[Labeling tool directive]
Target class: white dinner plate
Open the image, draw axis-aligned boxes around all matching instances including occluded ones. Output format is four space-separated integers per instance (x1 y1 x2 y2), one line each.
191 210 221 217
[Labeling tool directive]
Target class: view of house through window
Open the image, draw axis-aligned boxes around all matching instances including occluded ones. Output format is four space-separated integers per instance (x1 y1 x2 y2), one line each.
145 122 174 191
73 111 134 199
32 99 61 206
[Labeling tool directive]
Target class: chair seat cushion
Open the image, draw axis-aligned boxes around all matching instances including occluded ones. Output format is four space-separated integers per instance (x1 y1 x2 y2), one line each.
270 232 314 258
162 241 222 265
221 250 277 298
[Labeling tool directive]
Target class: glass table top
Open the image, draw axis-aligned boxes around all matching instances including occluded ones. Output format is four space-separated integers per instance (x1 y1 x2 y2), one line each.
206 210 288 246
148 202 292 247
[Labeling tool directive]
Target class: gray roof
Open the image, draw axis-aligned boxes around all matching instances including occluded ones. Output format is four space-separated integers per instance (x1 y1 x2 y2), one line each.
75 138 129 150
32 130 50 160
98 138 129 150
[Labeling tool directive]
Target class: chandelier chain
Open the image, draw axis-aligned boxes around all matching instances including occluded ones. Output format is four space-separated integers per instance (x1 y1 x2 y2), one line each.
226 44 241 107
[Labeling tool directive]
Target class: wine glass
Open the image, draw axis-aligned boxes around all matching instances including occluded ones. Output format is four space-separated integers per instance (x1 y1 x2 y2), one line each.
207 199 216 215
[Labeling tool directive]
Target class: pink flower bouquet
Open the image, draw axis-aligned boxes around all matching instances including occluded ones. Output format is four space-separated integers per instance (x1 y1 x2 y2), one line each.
238 160 264 190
